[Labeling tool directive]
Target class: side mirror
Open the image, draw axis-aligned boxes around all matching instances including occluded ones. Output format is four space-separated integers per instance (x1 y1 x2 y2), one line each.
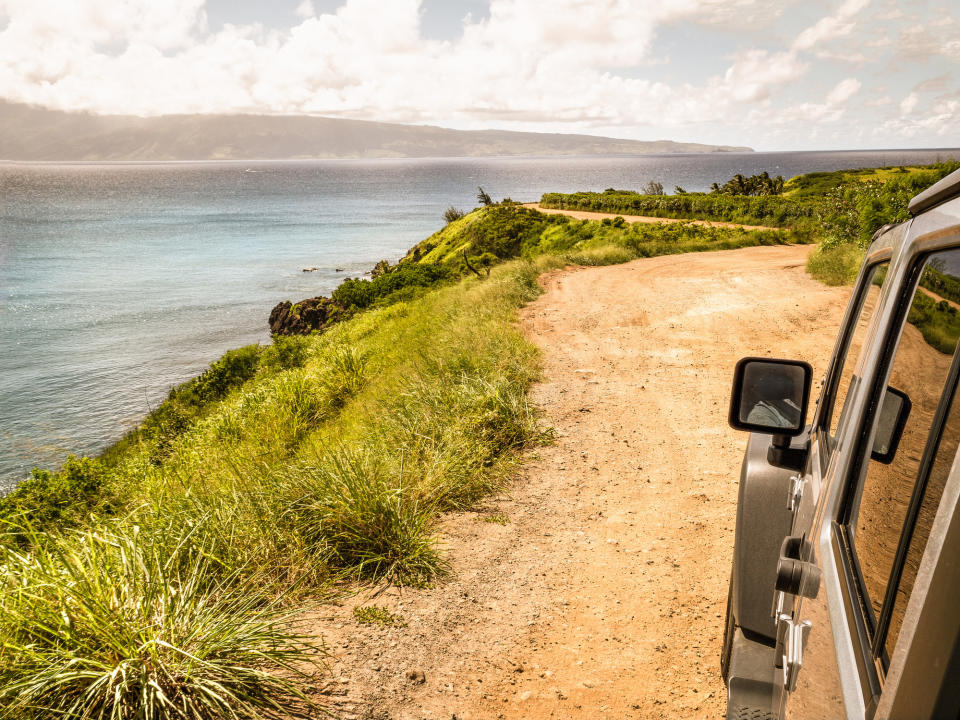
729 357 813 437
871 386 911 464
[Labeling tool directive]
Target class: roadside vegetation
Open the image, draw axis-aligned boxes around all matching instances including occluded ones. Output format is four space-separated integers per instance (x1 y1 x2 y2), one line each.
3 160 956 718
0 261 548 718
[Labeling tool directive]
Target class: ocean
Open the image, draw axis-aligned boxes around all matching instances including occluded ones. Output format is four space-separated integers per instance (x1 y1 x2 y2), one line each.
1 149 958 490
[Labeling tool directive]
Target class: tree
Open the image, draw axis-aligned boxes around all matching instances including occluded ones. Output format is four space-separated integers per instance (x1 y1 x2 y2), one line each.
444 206 465 224
710 171 786 196
477 187 493 206
674 186 687 195
643 181 664 196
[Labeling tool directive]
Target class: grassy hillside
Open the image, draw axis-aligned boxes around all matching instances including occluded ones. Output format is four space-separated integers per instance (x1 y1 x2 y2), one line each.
404 202 798 271
0 262 551 718
3 160 955 717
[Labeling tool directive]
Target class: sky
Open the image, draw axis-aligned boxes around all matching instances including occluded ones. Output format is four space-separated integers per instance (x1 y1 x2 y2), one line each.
0 0 957 151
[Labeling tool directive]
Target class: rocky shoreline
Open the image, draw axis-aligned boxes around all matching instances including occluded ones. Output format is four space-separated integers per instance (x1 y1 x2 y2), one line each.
268 296 351 335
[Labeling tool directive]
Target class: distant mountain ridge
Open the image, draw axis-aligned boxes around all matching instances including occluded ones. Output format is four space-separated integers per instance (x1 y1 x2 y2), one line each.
0 101 752 161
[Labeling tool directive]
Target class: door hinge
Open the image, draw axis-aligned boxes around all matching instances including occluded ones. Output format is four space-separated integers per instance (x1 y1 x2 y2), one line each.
776 613 812 692
787 474 806 514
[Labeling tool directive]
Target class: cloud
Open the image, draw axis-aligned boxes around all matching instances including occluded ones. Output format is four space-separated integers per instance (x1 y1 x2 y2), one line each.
826 77 862 104
793 0 871 52
895 17 960 62
913 74 951 93
294 0 315 19
714 49 809 102
0 0 956 150
762 76 862 125
688 0 800 28
900 91 919 115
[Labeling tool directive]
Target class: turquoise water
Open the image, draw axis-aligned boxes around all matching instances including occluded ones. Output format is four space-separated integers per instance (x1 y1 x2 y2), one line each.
1 150 957 489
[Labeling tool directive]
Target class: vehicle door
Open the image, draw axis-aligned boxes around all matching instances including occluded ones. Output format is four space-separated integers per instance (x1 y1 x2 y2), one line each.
786 235 960 718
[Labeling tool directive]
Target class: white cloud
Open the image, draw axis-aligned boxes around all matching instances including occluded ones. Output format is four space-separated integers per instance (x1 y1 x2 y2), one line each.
793 0 871 52
895 17 960 62
294 0 315 20
714 49 809 102
826 77 862 104
0 0 956 150
762 76 862 126
900 91 919 115
688 0 801 28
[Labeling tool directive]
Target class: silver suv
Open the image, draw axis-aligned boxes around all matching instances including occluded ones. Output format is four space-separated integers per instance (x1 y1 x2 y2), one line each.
722 168 960 719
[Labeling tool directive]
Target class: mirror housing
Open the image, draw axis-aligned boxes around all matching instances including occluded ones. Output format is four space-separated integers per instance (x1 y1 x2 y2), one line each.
728 357 813 438
871 386 911 464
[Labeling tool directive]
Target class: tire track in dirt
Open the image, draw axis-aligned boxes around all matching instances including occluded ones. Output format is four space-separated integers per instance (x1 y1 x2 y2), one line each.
310 245 850 720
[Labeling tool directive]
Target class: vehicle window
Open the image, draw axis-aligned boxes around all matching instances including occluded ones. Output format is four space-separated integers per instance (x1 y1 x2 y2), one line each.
821 263 888 443
883 379 959 661
848 248 960 672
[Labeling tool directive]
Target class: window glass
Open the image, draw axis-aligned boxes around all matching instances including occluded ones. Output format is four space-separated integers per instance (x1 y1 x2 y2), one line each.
883 384 959 661
852 249 960 651
823 264 888 440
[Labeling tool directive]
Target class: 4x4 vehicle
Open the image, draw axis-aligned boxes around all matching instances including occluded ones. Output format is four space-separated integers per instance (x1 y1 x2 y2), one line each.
722 168 960 720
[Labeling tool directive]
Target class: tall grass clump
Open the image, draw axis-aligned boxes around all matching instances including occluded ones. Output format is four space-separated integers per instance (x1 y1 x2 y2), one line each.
0 522 321 720
287 449 442 582
806 243 866 286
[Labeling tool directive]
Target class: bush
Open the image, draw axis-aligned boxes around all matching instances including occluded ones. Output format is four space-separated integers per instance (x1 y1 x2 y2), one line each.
331 264 450 311
0 456 109 535
262 334 311 371
444 206 465 224
908 291 960 354
180 345 262 406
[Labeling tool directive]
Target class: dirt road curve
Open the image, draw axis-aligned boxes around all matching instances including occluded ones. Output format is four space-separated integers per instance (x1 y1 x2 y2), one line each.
521 202 781 231
313 245 850 720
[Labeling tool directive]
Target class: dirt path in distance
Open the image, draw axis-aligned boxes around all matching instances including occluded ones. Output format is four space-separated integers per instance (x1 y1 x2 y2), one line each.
310 245 849 720
521 202 782 231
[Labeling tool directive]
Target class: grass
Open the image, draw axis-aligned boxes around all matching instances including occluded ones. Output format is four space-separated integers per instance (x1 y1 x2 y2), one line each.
7 161 958 717
0 522 322 719
908 290 960 354
0 260 548 719
353 605 406 627
806 244 866 286
538 189 814 228
477 512 510 525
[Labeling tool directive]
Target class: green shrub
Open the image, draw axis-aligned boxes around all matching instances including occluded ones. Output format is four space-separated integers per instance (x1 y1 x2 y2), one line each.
0 456 109 535
262 334 311 371
331 277 376 310
539 189 814 228
331 264 450 311
443 206 465 224
180 345 262 406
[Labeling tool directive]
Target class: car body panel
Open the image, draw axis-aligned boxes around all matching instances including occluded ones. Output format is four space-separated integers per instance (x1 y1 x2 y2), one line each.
725 167 960 719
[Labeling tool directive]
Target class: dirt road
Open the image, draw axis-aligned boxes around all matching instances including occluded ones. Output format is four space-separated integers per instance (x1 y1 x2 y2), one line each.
313 245 850 719
521 202 781 231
